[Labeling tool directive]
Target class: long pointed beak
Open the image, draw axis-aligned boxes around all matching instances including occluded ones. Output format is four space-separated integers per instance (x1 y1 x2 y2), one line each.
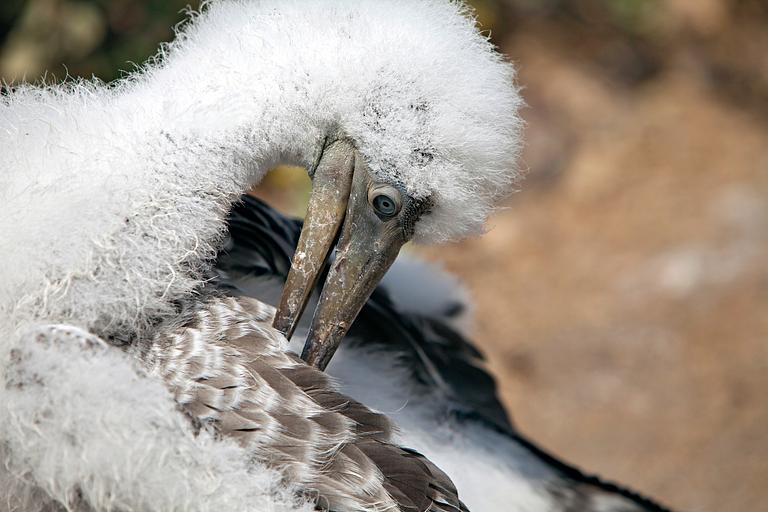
301 162 405 370
273 140 407 370
272 139 355 339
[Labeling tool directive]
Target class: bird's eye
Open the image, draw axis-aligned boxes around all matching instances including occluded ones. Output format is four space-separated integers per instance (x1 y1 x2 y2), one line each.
373 194 397 215
368 184 402 219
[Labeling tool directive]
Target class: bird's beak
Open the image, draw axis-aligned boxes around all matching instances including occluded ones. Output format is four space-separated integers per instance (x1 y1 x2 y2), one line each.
272 139 356 340
273 139 406 370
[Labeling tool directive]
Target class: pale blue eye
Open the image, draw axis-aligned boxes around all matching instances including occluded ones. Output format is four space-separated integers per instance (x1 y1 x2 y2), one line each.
372 194 397 216
368 184 402 219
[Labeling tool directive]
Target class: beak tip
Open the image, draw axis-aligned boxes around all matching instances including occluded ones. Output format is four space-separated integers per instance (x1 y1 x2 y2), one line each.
272 307 295 338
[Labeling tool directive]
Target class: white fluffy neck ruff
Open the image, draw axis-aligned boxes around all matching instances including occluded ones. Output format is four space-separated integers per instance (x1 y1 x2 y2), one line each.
1 0 521 340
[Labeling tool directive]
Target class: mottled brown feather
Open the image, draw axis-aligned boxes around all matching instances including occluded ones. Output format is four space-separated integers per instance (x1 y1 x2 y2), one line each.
137 296 466 512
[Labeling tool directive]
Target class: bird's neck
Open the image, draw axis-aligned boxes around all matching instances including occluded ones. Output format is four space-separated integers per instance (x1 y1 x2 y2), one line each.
121 59 327 192
95 70 328 338
3 46 331 341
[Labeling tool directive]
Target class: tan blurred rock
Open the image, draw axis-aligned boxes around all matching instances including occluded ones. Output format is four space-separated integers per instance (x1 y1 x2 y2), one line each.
662 0 729 35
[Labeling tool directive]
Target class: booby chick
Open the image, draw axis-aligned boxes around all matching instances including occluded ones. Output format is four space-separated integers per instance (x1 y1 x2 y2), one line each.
0 1 521 510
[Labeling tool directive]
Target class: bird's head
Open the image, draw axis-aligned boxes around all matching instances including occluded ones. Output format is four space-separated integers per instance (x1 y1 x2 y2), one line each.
194 0 523 368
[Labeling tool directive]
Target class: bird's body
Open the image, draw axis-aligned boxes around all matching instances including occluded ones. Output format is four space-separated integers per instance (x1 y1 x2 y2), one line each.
218 196 673 512
138 294 466 512
5 296 466 512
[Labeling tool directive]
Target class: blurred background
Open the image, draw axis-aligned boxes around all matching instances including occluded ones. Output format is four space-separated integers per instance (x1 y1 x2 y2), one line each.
2 1 767 510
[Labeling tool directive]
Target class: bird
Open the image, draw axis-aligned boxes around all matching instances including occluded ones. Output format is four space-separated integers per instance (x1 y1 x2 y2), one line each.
0 1 522 511
216 194 676 512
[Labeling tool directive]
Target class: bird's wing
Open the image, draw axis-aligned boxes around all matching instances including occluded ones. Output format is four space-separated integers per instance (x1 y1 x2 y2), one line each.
138 295 467 512
214 195 674 512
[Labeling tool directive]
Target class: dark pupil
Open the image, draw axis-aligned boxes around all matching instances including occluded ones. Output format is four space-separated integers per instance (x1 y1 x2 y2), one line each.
373 194 396 215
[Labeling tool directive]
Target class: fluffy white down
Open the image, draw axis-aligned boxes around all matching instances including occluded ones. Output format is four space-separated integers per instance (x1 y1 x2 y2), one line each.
0 1 522 509
1 0 522 336
3 328 310 512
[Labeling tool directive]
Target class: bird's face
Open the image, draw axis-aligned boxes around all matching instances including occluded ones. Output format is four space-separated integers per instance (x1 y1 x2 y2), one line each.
274 136 429 369
265 0 524 370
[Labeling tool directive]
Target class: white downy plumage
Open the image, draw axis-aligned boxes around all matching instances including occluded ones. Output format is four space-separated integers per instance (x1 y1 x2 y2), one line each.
0 1 522 510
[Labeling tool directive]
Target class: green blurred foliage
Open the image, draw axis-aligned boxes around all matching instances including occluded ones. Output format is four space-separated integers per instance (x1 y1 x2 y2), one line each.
1 0 199 83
